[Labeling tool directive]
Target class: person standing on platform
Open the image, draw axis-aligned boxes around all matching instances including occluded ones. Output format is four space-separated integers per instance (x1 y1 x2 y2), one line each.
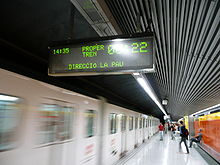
170 124 176 140
179 121 189 154
164 123 168 134
158 122 164 141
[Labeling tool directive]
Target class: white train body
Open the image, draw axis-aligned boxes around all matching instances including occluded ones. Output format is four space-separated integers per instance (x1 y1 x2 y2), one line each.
0 69 160 165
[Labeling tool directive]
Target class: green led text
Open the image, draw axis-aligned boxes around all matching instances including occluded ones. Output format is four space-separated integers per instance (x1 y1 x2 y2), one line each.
107 42 149 55
53 48 70 54
82 45 104 58
100 62 108 68
82 45 104 52
132 42 148 53
68 63 97 70
112 61 124 67
68 61 124 70
82 52 97 57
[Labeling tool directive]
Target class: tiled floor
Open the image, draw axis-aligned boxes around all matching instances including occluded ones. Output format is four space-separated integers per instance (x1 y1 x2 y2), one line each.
118 132 209 165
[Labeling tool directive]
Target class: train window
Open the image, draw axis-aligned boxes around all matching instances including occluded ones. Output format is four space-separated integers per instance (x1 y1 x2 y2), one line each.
37 103 74 144
143 118 145 128
85 110 96 138
0 94 22 151
129 116 133 131
37 104 58 144
121 115 126 132
109 113 117 134
210 109 220 114
61 106 74 140
135 117 138 129
139 118 142 128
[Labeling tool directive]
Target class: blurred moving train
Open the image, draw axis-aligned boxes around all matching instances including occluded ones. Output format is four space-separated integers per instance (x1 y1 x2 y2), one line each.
0 68 160 165
191 107 220 162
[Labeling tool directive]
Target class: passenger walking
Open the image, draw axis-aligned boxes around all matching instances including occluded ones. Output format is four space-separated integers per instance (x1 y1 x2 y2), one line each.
179 121 189 154
175 124 179 134
170 124 175 140
158 122 164 141
189 129 202 148
164 123 168 134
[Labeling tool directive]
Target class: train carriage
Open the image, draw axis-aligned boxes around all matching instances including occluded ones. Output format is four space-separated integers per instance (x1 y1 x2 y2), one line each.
0 68 160 165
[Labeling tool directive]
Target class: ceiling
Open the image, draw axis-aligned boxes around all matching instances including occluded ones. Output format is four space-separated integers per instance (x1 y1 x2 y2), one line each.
1 0 220 120
103 0 220 119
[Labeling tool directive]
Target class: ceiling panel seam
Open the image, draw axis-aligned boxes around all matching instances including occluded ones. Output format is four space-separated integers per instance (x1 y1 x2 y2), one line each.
180 1 217 100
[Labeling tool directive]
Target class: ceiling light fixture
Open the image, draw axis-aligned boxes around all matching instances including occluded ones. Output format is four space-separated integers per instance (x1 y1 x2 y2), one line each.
133 72 140 76
0 94 19 101
133 73 168 116
190 103 220 116
162 99 168 105
112 38 124 42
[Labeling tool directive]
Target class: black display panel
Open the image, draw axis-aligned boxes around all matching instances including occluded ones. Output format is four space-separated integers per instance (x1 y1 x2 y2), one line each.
48 35 155 76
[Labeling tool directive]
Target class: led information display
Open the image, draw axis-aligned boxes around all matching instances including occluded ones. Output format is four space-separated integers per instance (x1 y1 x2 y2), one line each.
48 35 154 76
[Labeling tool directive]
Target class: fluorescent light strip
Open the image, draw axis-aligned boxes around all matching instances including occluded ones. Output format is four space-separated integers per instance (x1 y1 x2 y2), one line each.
190 103 220 116
135 75 168 116
133 73 140 76
112 38 124 42
0 95 19 101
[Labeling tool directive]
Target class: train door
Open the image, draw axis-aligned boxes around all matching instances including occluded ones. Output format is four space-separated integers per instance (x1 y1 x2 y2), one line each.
146 118 149 139
120 115 127 155
153 119 155 134
134 117 138 147
152 119 154 134
79 109 98 165
150 118 153 136
139 117 142 144
49 100 75 165
142 118 145 142
148 120 150 137
148 117 150 137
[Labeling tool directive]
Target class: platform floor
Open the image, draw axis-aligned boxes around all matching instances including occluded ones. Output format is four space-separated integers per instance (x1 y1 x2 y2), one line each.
116 132 209 165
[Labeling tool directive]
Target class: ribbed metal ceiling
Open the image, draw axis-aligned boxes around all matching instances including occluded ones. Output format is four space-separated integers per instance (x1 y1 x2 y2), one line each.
105 0 220 118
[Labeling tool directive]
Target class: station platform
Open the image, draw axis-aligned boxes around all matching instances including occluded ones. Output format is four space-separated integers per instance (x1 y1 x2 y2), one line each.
115 132 209 165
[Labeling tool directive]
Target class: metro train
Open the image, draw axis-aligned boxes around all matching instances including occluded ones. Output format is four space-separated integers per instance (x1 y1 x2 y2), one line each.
0 68 160 165
192 108 220 162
